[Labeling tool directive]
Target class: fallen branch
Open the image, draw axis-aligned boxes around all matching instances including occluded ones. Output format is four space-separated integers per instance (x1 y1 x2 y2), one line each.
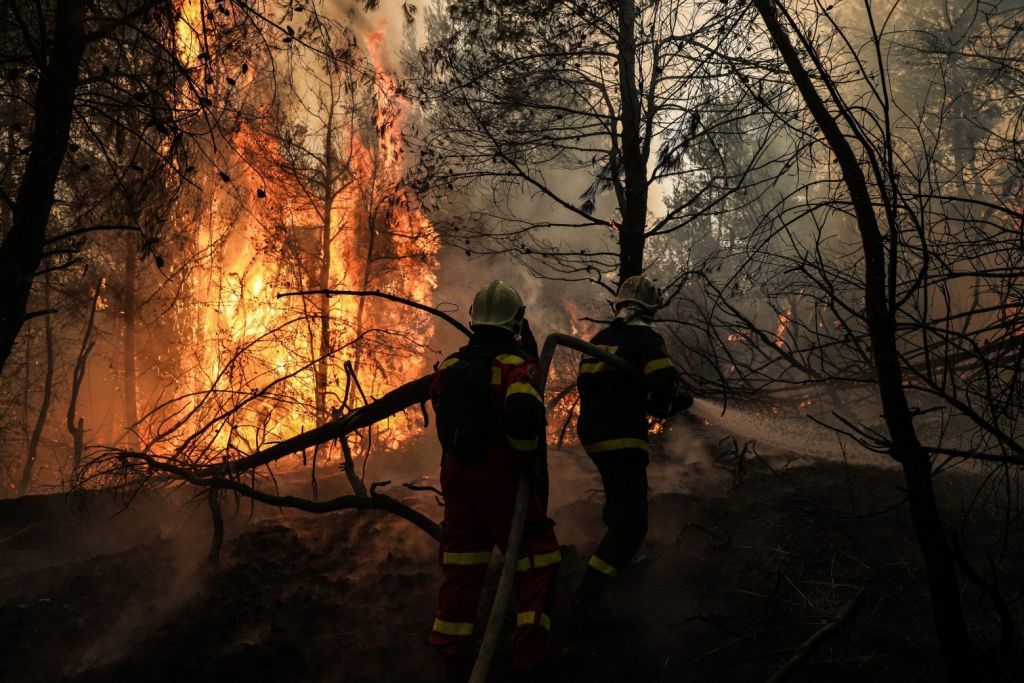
278 288 472 337
765 591 866 683
116 449 442 540
207 487 224 565
175 374 433 478
106 375 433 482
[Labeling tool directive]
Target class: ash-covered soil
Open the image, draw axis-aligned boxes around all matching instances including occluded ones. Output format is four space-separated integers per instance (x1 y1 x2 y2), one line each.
1 432 1021 682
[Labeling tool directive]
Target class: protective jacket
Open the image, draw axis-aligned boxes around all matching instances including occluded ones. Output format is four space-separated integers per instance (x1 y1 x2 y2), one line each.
572 319 690 607
576 319 688 461
428 328 559 676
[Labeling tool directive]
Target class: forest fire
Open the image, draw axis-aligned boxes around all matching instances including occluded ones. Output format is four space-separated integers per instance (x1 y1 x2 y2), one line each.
2 2 1023 682
140 5 440 463
175 120 435 462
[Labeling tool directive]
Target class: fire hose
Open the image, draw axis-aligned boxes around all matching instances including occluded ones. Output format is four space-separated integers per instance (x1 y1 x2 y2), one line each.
469 333 645 683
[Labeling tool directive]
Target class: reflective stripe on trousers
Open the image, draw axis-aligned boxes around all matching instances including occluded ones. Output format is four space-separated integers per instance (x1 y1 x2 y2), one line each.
583 437 650 454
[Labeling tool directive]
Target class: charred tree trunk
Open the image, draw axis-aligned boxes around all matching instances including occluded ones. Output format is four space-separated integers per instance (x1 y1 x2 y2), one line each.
122 234 140 449
206 486 224 566
1 90 14 240
22 332 32 455
349 131 384 465
68 282 100 469
752 1 975 677
18 276 54 496
615 0 648 282
352 147 381 385
0 0 87 373
315 115 335 428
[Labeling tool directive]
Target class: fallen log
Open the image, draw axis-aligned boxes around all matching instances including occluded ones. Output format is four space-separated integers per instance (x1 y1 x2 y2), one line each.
278 289 473 337
198 373 433 477
108 375 433 480
116 448 442 540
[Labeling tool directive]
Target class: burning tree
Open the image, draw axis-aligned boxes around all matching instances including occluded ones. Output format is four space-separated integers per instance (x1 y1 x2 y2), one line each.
0 0 275 377
68 2 446 544
143 15 440 472
0 0 277 489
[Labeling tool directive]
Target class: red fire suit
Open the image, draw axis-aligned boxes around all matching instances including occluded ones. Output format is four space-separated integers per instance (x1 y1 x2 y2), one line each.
428 335 560 675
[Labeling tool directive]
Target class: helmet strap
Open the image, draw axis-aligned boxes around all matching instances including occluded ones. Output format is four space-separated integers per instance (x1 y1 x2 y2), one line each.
615 302 653 324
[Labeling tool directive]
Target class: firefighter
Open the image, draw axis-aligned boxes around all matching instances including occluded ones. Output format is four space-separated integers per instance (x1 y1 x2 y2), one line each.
570 275 693 621
428 280 560 682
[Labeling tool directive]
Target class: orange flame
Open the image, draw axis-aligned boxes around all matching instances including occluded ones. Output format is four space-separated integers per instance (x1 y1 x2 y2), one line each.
144 17 439 464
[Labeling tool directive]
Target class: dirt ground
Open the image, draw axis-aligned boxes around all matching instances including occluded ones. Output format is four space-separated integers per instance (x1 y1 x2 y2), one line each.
1 428 1021 682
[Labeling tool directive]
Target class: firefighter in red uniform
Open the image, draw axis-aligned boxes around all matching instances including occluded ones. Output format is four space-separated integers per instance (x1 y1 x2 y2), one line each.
570 275 693 621
428 280 560 682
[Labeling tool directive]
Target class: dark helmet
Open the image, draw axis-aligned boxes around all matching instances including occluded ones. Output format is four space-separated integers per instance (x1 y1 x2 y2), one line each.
614 275 660 313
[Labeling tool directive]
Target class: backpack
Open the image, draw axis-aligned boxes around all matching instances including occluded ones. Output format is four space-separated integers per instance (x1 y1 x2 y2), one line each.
432 353 495 463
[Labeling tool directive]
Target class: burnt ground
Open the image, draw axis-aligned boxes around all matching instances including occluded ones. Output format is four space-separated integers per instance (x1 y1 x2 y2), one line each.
1 436 1022 682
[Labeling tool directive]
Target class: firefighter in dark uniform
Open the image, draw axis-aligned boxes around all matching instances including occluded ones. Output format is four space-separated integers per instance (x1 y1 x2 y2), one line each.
428 280 560 682
570 275 692 619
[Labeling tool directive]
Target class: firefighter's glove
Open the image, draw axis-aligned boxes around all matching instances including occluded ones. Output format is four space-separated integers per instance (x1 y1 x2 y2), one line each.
519 317 539 358
673 386 694 412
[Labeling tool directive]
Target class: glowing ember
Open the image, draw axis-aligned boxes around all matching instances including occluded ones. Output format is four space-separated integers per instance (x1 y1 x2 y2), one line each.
775 307 792 348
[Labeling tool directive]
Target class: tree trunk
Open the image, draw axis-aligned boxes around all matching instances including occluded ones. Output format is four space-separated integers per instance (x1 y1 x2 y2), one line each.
353 212 377 377
751 1 975 677
615 0 648 281
0 0 87 373
22 332 31 454
315 110 336 427
1 89 15 240
18 276 54 496
68 282 100 469
122 233 140 449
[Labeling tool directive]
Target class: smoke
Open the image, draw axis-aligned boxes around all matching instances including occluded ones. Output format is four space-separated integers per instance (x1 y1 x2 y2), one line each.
67 544 204 675
326 0 413 73
688 397 883 466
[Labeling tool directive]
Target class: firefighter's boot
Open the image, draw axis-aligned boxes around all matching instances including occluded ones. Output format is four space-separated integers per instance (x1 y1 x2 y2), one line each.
441 653 474 683
566 566 610 625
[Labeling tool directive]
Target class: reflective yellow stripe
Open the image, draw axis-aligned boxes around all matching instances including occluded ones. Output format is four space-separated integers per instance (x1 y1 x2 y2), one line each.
439 357 460 370
533 549 562 568
442 551 491 565
579 361 610 374
588 555 618 577
495 354 525 366
643 357 674 374
508 435 539 451
580 345 619 370
515 549 562 571
491 367 502 385
432 618 474 636
584 438 650 454
506 381 542 401
516 611 552 630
